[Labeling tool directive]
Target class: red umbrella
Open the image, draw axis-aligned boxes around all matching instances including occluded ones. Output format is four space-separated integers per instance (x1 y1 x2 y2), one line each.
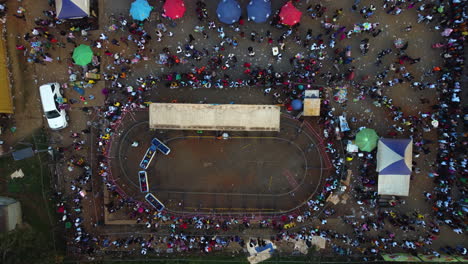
279 1 302 26
163 0 186 19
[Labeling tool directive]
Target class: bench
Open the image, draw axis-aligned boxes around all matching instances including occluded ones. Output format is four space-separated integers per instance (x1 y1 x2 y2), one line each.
152 137 171 155
140 144 157 169
145 193 165 211
138 171 149 193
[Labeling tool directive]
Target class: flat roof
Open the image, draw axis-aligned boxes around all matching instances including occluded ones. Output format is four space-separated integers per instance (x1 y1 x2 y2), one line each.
0 23 12 114
149 103 280 131
303 98 320 116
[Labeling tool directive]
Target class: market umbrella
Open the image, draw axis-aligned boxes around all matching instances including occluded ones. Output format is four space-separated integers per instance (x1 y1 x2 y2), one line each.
163 0 186 19
247 0 271 23
217 0 241 25
355 128 379 152
72 44 93 66
130 0 152 21
279 1 302 26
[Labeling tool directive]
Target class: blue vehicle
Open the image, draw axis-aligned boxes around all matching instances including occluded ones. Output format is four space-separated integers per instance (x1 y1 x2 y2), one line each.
138 171 149 193
145 193 165 212
152 138 171 155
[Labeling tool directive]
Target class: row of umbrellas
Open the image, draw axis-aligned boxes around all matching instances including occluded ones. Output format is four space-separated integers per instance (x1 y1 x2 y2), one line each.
129 0 302 26
216 0 302 26
130 0 186 21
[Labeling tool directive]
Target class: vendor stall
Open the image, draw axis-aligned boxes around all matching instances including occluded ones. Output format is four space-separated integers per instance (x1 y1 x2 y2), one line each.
303 90 320 116
377 138 413 196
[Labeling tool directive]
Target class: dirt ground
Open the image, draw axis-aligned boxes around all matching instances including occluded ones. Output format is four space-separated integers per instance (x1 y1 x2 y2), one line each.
1 0 465 259
110 111 328 214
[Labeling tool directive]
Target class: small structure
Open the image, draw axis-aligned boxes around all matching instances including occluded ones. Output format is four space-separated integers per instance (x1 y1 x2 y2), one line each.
377 138 413 196
303 90 320 116
311 236 327 249
246 238 276 264
0 197 22 232
149 103 280 131
12 147 34 161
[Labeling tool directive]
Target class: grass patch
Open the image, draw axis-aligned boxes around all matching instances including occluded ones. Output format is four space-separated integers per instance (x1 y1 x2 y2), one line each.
0 129 65 255
0 154 44 194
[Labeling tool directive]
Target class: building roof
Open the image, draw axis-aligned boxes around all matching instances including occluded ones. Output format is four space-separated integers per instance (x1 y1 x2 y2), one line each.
303 90 320 116
149 103 280 131
0 25 12 114
303 98 320 116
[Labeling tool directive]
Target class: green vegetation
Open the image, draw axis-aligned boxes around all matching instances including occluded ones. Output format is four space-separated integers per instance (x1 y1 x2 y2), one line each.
0 228 56 264
0 129 65 263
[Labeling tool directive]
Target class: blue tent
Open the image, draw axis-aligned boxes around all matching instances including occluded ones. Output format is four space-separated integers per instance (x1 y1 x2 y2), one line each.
130 0 153 21
56 0 90 19
217 0 241 25
247 0 271 23
377 138 413 196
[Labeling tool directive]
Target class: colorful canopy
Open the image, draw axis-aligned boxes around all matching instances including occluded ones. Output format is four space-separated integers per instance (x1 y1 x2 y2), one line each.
56 0 90 19
130 0 152 21
72 44 93 66
247 0 271 23
279 1 302 26
163 0 186 19
355 128 379 152
217 0 241 25
377 138 413 196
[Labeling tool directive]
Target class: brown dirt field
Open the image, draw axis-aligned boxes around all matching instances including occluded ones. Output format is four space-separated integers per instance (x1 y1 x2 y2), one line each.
109 111 329 215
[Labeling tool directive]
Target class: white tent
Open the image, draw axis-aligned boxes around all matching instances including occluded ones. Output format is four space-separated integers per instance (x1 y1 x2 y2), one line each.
56 0 90 19
377 138 413 196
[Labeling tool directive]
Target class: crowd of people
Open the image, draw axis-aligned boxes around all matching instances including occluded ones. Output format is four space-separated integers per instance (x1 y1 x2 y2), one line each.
6 0 466 260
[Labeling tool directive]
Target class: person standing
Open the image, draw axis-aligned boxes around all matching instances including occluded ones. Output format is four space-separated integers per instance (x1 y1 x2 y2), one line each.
188 34 195 43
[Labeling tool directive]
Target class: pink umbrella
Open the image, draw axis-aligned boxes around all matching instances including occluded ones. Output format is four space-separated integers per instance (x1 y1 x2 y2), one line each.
163 0 186 19
279 1 302 26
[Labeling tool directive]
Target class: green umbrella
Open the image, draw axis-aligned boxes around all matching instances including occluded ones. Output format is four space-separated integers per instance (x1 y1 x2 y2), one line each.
65 222 72 229
72 44 93 66
355 128 379 152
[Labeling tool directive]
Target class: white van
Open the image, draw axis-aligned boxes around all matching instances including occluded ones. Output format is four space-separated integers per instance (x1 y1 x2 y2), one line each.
39 83 68 130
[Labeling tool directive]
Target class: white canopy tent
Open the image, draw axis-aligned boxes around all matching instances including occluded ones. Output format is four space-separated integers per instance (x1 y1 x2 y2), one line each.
56 0 90 19
377 138 413 196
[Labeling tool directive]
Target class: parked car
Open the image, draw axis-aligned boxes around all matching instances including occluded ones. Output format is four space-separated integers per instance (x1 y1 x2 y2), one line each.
39 82 68 130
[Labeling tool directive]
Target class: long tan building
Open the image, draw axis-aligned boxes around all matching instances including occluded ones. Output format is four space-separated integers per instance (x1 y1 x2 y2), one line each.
149 103 280 131
0 22 12 114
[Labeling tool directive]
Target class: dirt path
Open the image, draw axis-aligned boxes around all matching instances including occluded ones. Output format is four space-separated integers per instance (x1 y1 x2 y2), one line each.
2 0 44 145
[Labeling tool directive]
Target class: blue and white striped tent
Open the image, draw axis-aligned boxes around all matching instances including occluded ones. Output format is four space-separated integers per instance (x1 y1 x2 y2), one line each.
377 138 413 196
56 0 90 19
